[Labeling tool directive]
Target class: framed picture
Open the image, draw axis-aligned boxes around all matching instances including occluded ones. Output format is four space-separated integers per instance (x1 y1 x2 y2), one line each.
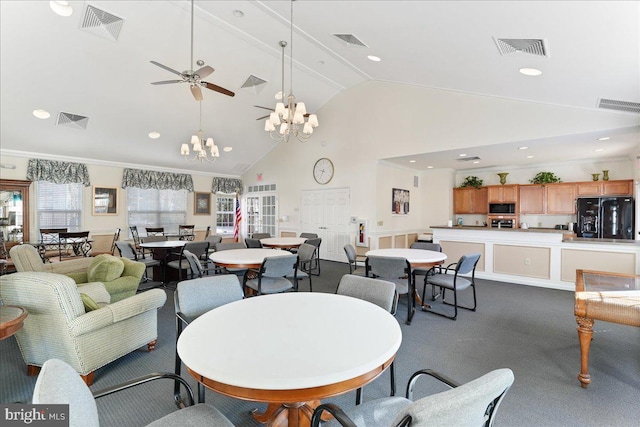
194 192 211 215
93 187 118 215
392 188 410 215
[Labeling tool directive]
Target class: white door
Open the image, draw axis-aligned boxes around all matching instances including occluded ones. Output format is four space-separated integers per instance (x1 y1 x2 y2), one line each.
301 188 350 262
245 193 277 238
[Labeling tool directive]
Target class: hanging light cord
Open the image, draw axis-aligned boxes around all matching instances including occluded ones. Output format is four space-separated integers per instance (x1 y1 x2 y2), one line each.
289 0 294 98
190 0 194 72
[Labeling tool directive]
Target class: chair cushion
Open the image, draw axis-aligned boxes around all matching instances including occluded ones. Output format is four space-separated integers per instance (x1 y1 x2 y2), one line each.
428 274 471 290
87 254 125 282
245 277 293 294
325 397 411 427
146 403 234 427
80 293 100 312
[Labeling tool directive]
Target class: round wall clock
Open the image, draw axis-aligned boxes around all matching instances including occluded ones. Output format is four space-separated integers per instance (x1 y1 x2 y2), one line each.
313 158 334 185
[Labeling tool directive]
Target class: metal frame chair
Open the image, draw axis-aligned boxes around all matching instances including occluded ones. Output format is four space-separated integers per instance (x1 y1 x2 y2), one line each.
145 227 165 236
245 238 263 248
366 255 415 325
344 244 366 275
305 237 322 276
115 241 160 283
166 241 210 282
422 253 481 320
288 243 315 292
178 224 195 240
243 254 298 296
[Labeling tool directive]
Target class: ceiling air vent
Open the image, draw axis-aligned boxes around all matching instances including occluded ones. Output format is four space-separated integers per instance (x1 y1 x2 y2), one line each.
495 38 547 56
57 112 89 130
241 75 267 95
332 34 367 48
598 98 640 114
456 156 481 162
81 5 124 41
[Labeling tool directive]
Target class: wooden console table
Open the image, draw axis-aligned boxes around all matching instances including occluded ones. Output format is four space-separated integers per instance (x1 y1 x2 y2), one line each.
574 269 640 388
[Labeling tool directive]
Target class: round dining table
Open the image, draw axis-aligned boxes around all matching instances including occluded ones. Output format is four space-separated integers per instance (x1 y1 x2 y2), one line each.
139 240 187 283
177 292 402 427
260 237 307 250
209 248 291 269
0 305 28 340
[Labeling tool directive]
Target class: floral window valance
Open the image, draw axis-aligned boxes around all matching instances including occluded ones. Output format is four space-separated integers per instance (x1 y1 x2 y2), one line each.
26 159 91 186
211 177 243 195
122 168 194 192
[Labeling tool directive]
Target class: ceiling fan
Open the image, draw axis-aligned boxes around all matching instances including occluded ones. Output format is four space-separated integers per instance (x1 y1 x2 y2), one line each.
253 102 312 121
150 0 235 100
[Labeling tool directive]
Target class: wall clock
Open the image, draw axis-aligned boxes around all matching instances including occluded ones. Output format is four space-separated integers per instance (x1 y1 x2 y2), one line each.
313 158 334 185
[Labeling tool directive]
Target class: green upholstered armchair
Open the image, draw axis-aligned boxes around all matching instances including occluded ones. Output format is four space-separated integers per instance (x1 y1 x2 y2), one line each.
0 272 166 386
9 245 145 302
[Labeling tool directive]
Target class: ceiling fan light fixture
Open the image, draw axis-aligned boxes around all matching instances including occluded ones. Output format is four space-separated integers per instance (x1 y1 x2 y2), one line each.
50 1 73 17
181 101 221 163
33 109 51 119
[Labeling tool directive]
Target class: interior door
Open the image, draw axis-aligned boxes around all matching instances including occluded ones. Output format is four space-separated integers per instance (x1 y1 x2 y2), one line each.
301 188 350 262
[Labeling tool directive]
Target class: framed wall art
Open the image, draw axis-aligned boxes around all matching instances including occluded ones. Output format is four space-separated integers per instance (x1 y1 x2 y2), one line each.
194 192 211 215
93 187 118 215
392 188 410 215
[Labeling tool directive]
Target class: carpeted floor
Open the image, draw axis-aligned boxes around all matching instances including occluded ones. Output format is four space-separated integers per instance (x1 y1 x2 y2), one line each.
1 260 639 426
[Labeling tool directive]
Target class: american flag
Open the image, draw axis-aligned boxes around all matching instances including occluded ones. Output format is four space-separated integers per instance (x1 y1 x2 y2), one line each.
233 195 242 242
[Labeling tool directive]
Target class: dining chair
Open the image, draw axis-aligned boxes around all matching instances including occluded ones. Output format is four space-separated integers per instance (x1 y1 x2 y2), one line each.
115 241 160 283
409 242 442 290
299 232 318 239
366 255 415 325
39 228 67 262
243 254 298 296
251 232 271 239
305 237 322 276
166 241 210 282
33 358 234 427
145 227 165 236
336 274 398 404
311 368 514 427
174 274 243 403
422 253 481 320
178 224 195 241
204 225 211 238
205 234 222 257
92 228 121 256
344 244 366 276
245 238 263 248
212 241 247 276
287 243 315 292
129 225 142 255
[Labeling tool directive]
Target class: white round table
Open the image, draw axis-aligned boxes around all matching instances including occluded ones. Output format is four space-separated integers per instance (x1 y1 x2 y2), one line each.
177 292 401 426
365 248 447 267
260 237 307 249
209 248 291 269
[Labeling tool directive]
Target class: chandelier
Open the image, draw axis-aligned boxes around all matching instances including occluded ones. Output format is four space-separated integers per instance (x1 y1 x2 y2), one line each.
180 101 220 162
264 0 318 142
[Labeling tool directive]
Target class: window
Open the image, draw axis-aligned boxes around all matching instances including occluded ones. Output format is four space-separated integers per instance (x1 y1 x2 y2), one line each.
246 193 277 238
36 181 83 231
216 194 235 235
127 188 187 234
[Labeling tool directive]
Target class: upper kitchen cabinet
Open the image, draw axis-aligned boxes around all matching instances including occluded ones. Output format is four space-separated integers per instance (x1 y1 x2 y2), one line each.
487 185 518 203
519 185 545 214
546 184 576 214
0 179 31 248
576 179 633 196
453 187 488 214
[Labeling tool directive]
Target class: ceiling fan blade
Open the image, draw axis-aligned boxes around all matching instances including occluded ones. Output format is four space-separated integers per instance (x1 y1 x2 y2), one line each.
190 85 203 101
202 81 235 97
256 114 271 121
194 65 214 79
150 60 184 77
150 80 183 85
254 105 275 111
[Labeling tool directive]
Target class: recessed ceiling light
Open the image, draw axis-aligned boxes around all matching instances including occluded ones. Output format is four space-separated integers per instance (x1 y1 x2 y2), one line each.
148 131 160 139
472 161 480 164
33 109 51 119
50 1 73 17
367 55 381 62
223 147 233 152
519 67 542 76
459 154 467 157
526 155 535 159
518 146 528 150
594 148 604 152
427 166 434 169
409 160 416 163
597 137 610 141
232 10 244 18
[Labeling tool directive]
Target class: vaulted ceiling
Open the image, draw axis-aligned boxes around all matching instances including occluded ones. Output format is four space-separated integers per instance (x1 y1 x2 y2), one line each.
1 1 638 175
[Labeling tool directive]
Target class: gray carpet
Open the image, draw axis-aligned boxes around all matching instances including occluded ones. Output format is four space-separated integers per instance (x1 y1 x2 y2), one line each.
1 261 639 426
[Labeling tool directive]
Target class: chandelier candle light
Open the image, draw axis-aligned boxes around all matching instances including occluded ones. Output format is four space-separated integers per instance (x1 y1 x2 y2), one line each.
181 101 220 162
264 0 318 142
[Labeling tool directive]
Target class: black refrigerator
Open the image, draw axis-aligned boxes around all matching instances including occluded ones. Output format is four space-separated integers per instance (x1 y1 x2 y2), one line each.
576 197 635 239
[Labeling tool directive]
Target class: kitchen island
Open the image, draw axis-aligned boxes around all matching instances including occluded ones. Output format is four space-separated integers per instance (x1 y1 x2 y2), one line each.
431 226 639 290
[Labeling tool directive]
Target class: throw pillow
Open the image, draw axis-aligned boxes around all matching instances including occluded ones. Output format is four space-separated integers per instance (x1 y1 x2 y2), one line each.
87 254 125 283
80 293 100 312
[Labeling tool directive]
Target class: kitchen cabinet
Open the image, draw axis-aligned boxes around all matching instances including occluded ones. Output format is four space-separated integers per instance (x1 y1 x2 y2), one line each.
519 185 545 214
576 182 601 196
602 180 633 196
487 185 518 203
453 187 488 214
0 179 31 250
546 184 576 214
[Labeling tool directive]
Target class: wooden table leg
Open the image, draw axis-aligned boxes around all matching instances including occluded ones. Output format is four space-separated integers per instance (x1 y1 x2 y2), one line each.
252 400 321 427
576 316 594 388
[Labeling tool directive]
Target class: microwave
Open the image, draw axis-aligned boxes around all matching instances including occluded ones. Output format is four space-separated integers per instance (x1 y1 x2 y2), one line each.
489 203 516 214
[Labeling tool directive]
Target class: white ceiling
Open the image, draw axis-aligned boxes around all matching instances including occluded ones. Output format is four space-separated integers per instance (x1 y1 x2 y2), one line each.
1 1 639 175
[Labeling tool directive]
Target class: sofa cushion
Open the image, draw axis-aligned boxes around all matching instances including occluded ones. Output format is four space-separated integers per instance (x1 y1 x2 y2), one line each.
87 255 125 283
80 293 100 312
